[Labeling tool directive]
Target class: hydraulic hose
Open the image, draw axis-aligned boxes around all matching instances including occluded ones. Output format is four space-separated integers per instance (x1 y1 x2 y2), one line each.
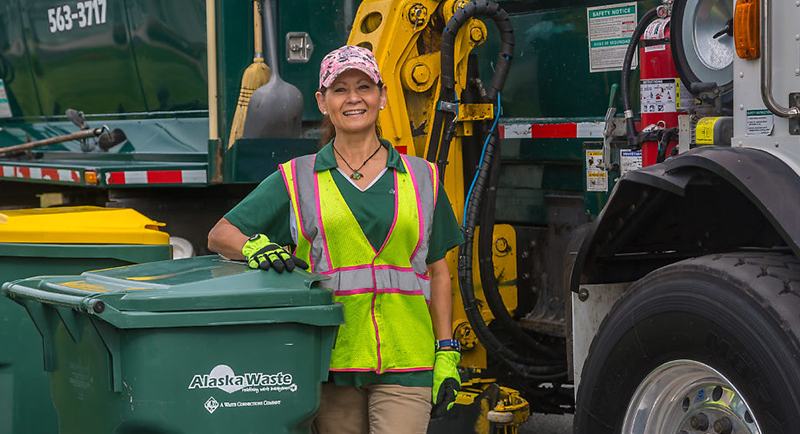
621 8 659 149
460 132 567 378
427 0 514 180
477 134 562 359
431 1 566 379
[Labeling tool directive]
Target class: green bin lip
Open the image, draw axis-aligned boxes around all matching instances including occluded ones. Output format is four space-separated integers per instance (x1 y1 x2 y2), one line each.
0 242 171 264
2 255 343 329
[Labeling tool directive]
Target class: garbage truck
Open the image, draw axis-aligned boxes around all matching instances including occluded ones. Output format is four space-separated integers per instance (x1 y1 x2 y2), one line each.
2 0 799 432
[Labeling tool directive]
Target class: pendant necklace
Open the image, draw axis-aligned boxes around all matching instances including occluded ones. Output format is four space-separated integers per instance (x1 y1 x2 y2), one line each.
332 143 382 180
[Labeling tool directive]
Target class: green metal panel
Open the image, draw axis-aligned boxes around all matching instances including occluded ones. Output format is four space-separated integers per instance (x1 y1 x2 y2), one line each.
0 0 41 117
472 1 659 220
225 138 319 183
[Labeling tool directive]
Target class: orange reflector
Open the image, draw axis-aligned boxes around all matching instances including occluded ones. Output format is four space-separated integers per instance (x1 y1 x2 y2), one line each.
734 0 760 59
84 171 98 184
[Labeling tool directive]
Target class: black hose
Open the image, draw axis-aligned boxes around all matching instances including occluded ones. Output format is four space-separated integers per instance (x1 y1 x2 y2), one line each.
459 132 567 378
433 0 566 379
477 132 562 359
428 0 514 180
621 8 659 149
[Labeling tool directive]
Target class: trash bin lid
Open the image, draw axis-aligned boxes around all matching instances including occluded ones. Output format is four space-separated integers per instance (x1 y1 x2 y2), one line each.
0 206 168 245
2 256 340 329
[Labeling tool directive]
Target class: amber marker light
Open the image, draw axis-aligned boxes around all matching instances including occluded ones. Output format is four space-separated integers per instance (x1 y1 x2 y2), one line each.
734 0 760 59
85 171 98 185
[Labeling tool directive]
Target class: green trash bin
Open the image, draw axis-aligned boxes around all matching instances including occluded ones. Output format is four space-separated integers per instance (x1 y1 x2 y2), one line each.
0 207 172 434
2 255 344 434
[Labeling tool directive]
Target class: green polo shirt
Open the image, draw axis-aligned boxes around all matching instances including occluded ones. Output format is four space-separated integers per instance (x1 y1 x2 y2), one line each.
224 139 464 387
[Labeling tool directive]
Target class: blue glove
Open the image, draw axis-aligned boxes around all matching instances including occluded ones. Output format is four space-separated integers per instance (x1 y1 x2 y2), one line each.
431 350 461 417
241 234 308 273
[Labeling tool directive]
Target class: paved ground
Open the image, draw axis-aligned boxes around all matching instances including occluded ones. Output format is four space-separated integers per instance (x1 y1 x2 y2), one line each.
518 412 573 434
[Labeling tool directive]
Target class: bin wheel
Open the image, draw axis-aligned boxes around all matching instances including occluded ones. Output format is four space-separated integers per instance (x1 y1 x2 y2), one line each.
574 253 800 433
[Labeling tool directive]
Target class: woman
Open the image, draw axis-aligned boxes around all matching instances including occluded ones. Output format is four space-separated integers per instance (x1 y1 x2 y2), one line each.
208 45 464 434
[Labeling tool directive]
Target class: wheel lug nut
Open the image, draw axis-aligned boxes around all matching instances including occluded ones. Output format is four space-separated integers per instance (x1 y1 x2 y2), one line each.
714 416 733 434
690 413 709 431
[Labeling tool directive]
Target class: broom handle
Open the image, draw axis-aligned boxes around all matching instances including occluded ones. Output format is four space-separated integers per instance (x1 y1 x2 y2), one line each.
263 0 281 79
253 1 263 59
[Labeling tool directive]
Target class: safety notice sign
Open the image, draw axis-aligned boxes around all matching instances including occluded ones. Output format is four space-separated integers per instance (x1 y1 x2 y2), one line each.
586 150 608 192
587 2 638 73
0 80 11 118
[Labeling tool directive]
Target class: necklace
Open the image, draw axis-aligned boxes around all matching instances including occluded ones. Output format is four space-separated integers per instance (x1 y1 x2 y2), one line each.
332 143 382 180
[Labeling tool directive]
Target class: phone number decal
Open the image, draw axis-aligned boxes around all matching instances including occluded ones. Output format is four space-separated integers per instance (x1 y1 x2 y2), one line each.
47 0 107 33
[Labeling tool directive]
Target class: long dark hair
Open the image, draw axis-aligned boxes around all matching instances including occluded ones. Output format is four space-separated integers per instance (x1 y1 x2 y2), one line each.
318 82 384 148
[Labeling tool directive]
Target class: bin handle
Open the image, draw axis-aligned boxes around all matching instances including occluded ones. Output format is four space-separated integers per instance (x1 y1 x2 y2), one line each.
3 282 94 312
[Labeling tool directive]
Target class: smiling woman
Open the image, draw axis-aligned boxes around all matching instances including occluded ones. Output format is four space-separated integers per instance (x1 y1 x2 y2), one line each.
207 44 465 434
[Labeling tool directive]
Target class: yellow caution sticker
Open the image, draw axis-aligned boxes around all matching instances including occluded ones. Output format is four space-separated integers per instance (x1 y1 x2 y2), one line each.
696 117 722 145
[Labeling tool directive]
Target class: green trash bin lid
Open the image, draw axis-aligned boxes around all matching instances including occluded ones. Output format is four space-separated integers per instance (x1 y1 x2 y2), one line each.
2 255 342 329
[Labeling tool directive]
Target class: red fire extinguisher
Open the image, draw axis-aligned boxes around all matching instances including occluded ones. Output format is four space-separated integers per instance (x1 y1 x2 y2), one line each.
639 18 692 167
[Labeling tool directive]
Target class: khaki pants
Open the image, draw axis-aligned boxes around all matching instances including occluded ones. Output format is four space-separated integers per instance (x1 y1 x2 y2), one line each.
313 383 432 434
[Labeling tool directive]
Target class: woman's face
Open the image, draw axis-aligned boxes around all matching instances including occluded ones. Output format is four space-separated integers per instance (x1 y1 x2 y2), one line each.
316 69 387 137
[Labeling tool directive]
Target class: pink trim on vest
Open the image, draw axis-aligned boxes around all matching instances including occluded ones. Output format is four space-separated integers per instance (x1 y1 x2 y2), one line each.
282 159 316 271
371 293 382 372
334 288 424 296
401 155 426 264
314 169 333 270
328 367 433 372
320 264 414 275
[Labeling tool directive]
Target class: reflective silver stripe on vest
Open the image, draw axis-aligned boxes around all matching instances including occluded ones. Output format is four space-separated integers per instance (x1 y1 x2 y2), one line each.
290 155 329 270
289 153 436 299
401 155 436 274
321 268 431 298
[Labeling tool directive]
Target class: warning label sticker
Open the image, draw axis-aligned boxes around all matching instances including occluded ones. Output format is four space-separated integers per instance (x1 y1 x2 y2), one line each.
586 150 608 192
0 80 11 118
640 79 678 114
746 109 774 136
587 2 638 73
620 150 642 175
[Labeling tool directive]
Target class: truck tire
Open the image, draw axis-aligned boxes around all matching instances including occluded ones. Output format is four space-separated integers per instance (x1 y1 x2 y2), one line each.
574 253 800 433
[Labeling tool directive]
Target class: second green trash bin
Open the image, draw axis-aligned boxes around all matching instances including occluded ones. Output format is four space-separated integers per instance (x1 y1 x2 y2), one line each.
2 255 344 434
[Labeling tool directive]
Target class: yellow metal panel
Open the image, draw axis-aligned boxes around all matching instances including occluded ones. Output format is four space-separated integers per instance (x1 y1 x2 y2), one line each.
0 206 168 245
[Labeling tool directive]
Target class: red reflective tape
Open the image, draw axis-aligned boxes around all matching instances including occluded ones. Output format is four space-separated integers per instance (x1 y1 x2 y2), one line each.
71 171 81 183
41 168 59 180
17 167 29 178
531 123 578 138
106 172 125 184
146 171 182 184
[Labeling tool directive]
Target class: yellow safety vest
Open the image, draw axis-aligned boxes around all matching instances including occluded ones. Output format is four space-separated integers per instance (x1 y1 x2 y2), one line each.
280 153 438 373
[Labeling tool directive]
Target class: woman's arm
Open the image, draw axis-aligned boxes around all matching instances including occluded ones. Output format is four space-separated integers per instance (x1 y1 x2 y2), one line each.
207 217 250 260
428 257 454 343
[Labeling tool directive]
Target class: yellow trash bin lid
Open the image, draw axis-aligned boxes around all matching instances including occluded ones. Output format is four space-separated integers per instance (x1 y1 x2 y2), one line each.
0 206 168 245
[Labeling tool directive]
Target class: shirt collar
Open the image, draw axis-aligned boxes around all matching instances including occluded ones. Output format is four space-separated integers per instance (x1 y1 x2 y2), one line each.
314 138 406 173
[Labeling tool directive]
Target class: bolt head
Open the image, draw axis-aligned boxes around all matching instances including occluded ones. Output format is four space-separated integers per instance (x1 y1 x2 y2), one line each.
93 300 106 313
578 288 590 302
470 26 485 43
411 64 431 85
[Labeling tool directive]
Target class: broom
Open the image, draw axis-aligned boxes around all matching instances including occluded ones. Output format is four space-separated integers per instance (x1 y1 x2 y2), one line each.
227 1 271 148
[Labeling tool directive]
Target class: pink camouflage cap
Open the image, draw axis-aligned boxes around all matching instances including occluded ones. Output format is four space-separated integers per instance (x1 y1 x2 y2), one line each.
318 45 383 89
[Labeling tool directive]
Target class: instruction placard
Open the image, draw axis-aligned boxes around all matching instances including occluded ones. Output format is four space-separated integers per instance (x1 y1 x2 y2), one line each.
746 109 774 136
0 80 11 118
640 79 677 114
586 150 608 192
620 150 642 175
587 2 638 73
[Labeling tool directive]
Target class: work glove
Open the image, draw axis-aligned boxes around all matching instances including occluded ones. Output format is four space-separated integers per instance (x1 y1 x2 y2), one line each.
431 350 461 417
241 234 309 273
